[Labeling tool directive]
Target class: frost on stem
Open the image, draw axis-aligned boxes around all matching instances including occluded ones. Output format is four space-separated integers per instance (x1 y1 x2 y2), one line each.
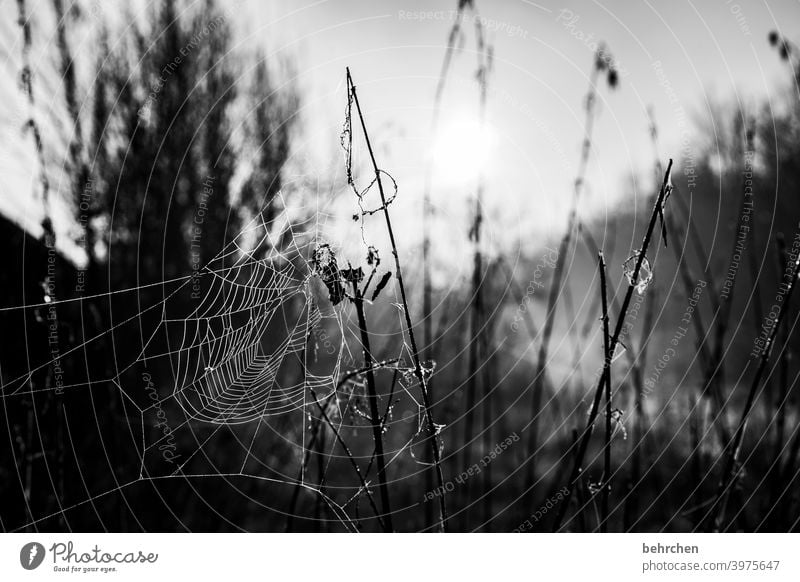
623 251 653 295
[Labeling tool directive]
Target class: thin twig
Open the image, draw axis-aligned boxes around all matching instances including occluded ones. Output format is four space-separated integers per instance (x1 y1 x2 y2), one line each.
623 286 658 530
598 252 612 532
704 241 800 531
309 386 387 531
346 68 448 531
552 159 673 532
525 49 603 494
772 234 790 465
422 6 474 527
351 278 394 531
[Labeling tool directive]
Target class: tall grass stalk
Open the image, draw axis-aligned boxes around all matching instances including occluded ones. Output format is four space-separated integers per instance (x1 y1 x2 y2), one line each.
648 110 733 474
707 126 757 431
16 0 62 529
552 159 673 532
16 0 54 240
286 399 324 532
704 248 800 531
779 415 800 519
309 385 387 531
423 0 473 378
598 252 612 532
422 0 473 528
462 18 495 531
292 334 400 532
623 286 658 529
773 235 791 460
525 46 606 495
346 68 448 531
350 276 394 531
498 257 540 339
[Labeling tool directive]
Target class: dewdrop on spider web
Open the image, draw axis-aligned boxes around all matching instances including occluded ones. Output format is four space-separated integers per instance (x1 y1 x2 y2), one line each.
608 407 627 440
408 406 446 466
611 340 628 364
598 317 629 364
623 250 653 295
400 360 436 386
587 479 603 496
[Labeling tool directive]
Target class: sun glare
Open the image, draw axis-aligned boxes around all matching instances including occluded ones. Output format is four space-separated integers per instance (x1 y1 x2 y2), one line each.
430 113 495 185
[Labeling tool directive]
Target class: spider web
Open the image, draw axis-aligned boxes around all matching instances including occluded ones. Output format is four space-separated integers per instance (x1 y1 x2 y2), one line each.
0 186 435 532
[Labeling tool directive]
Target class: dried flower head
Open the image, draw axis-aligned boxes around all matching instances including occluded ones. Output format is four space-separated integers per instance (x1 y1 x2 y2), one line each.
595 45 620 89
607 67 619 88
367 245 380 267
340 265 364 286
768 30 780 46
312 243 346 305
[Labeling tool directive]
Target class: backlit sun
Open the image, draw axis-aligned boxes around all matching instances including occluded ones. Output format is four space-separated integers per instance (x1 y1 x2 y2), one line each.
430 113 495 186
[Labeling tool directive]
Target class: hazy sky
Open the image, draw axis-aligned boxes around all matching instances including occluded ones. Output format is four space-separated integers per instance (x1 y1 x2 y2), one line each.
246 0 800 252
2 0 800 262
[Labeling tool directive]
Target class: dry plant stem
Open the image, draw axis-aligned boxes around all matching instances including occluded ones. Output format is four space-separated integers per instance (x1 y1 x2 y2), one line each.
782 421 800 491
675 193 716 310
421 1 469 528
17 0 60 529
351 280 394 531
314 425 327 531
762 236 793 524
480 317 494 530
309 386 387 531
526 60 602 494
463 251 482 507
286 407 324 531
648 122 719 504
346 68 447 532
467 21 494 531
665 213 731 449
709 130 757 426
497 258 541 339
423 1 471 368
552 160 673 532
647 110 715 309
773 236 790 458
16 0 53 237
705 250 800 531
581 228 637 369
52 0 91 221
580 227 618 336
599 252 612 532
688 389 702 507
562 279 587 387
570 428 589 532
286 358 400 531
422 0 472 338
623 287 658 530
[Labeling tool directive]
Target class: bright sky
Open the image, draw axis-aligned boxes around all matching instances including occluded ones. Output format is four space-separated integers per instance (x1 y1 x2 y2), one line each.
2 0 799 264
245 0 800 253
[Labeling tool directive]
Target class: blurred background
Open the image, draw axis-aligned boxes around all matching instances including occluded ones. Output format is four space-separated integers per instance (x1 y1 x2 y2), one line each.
2 0 800 533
